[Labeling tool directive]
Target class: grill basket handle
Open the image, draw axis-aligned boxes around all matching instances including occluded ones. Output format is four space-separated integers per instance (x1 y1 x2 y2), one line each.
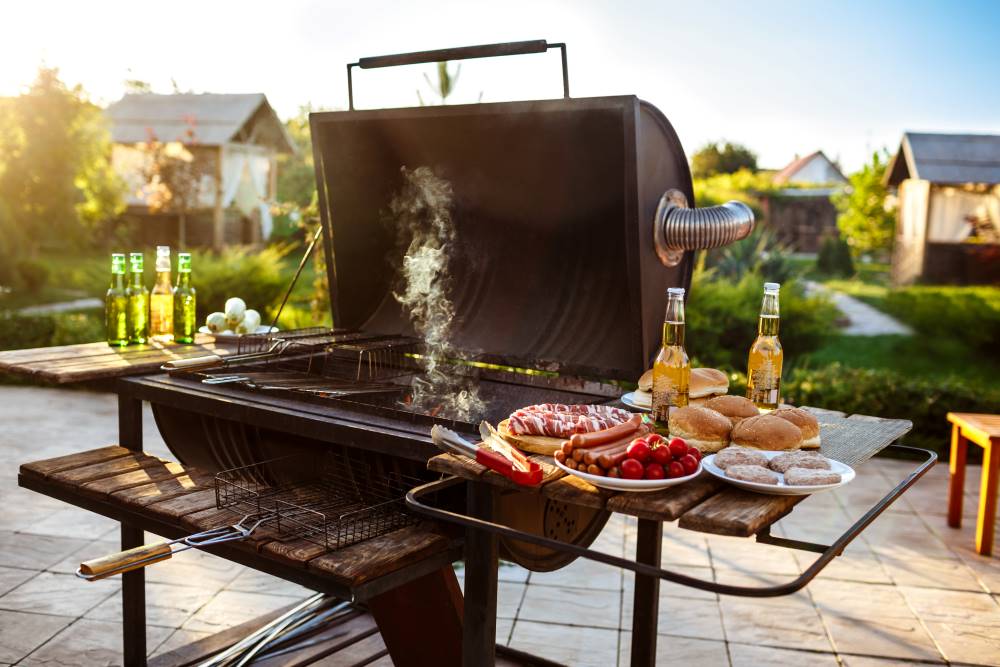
653 189 755 267
347 40 569 109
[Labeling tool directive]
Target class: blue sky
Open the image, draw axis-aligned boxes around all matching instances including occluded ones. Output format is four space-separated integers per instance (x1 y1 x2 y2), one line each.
3 0 998 171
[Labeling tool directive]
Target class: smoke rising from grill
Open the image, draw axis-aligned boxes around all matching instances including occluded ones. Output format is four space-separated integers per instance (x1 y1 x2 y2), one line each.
389 166 485 421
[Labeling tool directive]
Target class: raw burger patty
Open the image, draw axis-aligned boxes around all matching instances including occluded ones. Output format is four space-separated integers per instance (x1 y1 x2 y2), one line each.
726 464 780 485
769 451 831 473
714 446 768 470
784 467 841 486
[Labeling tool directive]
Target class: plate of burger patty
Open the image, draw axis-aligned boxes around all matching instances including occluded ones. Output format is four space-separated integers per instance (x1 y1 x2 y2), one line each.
702 447 855 496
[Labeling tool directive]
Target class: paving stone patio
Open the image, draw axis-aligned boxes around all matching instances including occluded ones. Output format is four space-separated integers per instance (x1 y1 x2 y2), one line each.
1 386 999 665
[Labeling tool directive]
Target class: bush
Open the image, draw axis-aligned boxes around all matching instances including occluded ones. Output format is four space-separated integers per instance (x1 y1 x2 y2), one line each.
194 245 291 324
16 259 50 293
0 311 104 351
881 286 1000 360
816 236 854 277
687 268 838 371
784 363 1000 455
50 311 104 346
706 227 800 286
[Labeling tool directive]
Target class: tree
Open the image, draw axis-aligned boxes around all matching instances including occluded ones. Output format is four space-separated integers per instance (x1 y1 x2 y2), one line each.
0 66 125 251
276 105 316 209
691 141 758 178
831 151 896 256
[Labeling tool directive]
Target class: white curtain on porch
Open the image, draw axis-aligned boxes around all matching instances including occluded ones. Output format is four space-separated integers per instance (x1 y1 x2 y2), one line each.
221 145 273 240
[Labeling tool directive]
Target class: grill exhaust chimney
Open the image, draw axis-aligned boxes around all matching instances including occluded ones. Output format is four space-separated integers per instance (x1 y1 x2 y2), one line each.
653 189 755 267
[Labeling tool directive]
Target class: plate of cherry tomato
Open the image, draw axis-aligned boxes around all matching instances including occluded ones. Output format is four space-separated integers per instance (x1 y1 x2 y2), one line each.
552 434 703 492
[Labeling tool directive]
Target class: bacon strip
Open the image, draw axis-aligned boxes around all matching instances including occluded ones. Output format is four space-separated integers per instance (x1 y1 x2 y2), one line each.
506 404 634 438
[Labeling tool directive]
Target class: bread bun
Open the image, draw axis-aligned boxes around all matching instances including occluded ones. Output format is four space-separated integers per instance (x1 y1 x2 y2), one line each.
730 414 802 451
704 395 759 425
669 405 732 453
638 369 654 393
690 368 728 399
773 406 821 449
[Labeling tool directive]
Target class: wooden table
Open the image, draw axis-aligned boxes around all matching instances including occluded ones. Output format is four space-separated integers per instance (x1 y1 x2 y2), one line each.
0 334 235 384
947 412 1000 555
410 408 932 667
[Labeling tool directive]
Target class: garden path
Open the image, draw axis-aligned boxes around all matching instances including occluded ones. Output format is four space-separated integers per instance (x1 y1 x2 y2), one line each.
17 297 102 315
805 280 913 336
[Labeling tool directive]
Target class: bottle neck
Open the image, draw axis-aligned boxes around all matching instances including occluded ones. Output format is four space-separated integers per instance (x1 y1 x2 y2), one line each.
663 295 686 347
130 270 144 288
154 270 172 289
176 271 191 288
758 292 779 336
111 273 125 289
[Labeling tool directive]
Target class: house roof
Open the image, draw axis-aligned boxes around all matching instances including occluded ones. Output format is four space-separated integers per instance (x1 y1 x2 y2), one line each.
106 93 294 153
886 132 1000 187
773 150 847 185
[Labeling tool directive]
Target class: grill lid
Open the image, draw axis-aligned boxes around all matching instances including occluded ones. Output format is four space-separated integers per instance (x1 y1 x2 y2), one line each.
311 49 695 382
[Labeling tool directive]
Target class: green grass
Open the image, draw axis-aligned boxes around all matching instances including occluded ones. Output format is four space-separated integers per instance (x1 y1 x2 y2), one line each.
801 334 998 387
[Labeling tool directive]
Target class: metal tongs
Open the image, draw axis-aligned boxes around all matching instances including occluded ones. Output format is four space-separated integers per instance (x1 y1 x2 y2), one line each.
75 514 269 581
431 423 542 486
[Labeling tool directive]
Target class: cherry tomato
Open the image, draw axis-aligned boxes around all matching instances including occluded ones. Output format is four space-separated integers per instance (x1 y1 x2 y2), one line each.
644 462 665 480
621 458 644 480
679 453 699 476
669 438 688 459
668 461 686 478
651 445 672 465
626 439 651 463
646 434 665 447
686 446 702 462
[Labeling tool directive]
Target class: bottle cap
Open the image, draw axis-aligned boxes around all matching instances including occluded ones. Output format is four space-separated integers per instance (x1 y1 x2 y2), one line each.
177 252 192 272
667 287 686 297
764 282 780 292
155 246 171 272
111 253 126 274
129 252 144 271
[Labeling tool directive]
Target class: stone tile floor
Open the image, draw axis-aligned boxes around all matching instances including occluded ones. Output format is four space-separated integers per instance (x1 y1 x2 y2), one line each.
1 386 999 665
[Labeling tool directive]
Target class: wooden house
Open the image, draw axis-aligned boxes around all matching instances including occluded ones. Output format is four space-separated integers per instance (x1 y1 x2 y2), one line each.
761 151 847 252
886 132 1000 285
106 93 294 248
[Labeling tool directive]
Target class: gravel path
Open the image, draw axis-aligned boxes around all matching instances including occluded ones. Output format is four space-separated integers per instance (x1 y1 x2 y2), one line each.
804 280 912 336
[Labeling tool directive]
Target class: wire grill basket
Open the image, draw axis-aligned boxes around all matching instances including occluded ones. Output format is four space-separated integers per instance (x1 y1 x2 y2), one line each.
214 452 420 551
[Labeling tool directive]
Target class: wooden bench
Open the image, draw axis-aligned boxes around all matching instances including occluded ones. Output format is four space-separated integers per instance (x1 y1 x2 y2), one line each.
947 412 1000 555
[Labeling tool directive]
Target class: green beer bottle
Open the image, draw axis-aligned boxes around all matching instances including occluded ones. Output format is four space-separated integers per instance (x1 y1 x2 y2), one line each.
105 253 128 347
172 253 196 343
126 252 150 344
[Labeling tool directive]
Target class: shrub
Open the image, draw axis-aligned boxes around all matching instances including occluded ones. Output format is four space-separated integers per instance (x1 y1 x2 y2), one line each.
784 363 1000 455
705 227 799 286
881 286 1000 359
16 259 50 293
50 311 104 346
687 268 838 371
0 313 57 350
193 245 291 324
816 236 854 277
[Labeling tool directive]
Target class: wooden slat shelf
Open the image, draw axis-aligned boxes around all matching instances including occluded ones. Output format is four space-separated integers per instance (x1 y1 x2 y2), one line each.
428 407 913 538
19 446 461 595
0 334 236 384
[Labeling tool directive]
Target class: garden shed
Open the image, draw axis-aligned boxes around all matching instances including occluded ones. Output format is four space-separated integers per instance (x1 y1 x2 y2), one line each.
106 93 295 248
761 150 847 252
886 132 1000 285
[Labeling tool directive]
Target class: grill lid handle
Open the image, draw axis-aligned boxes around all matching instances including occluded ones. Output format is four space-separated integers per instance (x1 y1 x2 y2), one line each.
348 40 569 109
653 189 755 267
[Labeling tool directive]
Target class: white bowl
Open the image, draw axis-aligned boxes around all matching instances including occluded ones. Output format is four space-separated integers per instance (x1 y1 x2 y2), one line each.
553 456 701 492
198 326 278 338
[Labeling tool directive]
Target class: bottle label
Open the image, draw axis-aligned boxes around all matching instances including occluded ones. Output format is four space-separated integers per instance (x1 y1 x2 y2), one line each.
748 366 780 404
652 377 683 422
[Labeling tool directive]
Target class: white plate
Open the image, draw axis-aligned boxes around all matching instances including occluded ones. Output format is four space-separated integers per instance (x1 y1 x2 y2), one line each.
621 391 651 412
702 450 856 496
553 456 702 492
198 326 278 338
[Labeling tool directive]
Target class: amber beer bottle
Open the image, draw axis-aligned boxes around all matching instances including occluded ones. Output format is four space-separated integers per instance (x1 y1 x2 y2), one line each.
746 282 783 410
149 246 173 336
652 287 691 431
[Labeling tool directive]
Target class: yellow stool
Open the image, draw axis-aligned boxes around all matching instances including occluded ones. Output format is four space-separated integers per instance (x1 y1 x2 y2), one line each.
947 412 1000 556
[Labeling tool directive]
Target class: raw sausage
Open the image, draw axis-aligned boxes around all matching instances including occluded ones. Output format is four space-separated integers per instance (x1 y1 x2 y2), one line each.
570 414 642 449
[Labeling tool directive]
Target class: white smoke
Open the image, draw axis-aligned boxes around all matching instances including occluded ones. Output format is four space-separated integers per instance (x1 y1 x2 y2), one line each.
389 166 485 422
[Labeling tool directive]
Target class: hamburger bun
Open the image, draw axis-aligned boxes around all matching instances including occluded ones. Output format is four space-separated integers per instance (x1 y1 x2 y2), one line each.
773 406 822 449
638 369 654 393
690 368 729 400
669 405 732 453
704 395 759 426
730 414 803 451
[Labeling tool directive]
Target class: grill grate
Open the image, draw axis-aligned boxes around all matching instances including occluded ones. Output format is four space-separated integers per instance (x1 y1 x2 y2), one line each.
214 452 420 551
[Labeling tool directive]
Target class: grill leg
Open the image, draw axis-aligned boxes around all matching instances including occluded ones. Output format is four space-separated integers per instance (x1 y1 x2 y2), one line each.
630 518 662 667
118 392 147 666
463 481 498 667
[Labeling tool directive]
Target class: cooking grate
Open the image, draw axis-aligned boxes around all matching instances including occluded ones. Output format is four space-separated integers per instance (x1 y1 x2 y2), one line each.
214 452 420 551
